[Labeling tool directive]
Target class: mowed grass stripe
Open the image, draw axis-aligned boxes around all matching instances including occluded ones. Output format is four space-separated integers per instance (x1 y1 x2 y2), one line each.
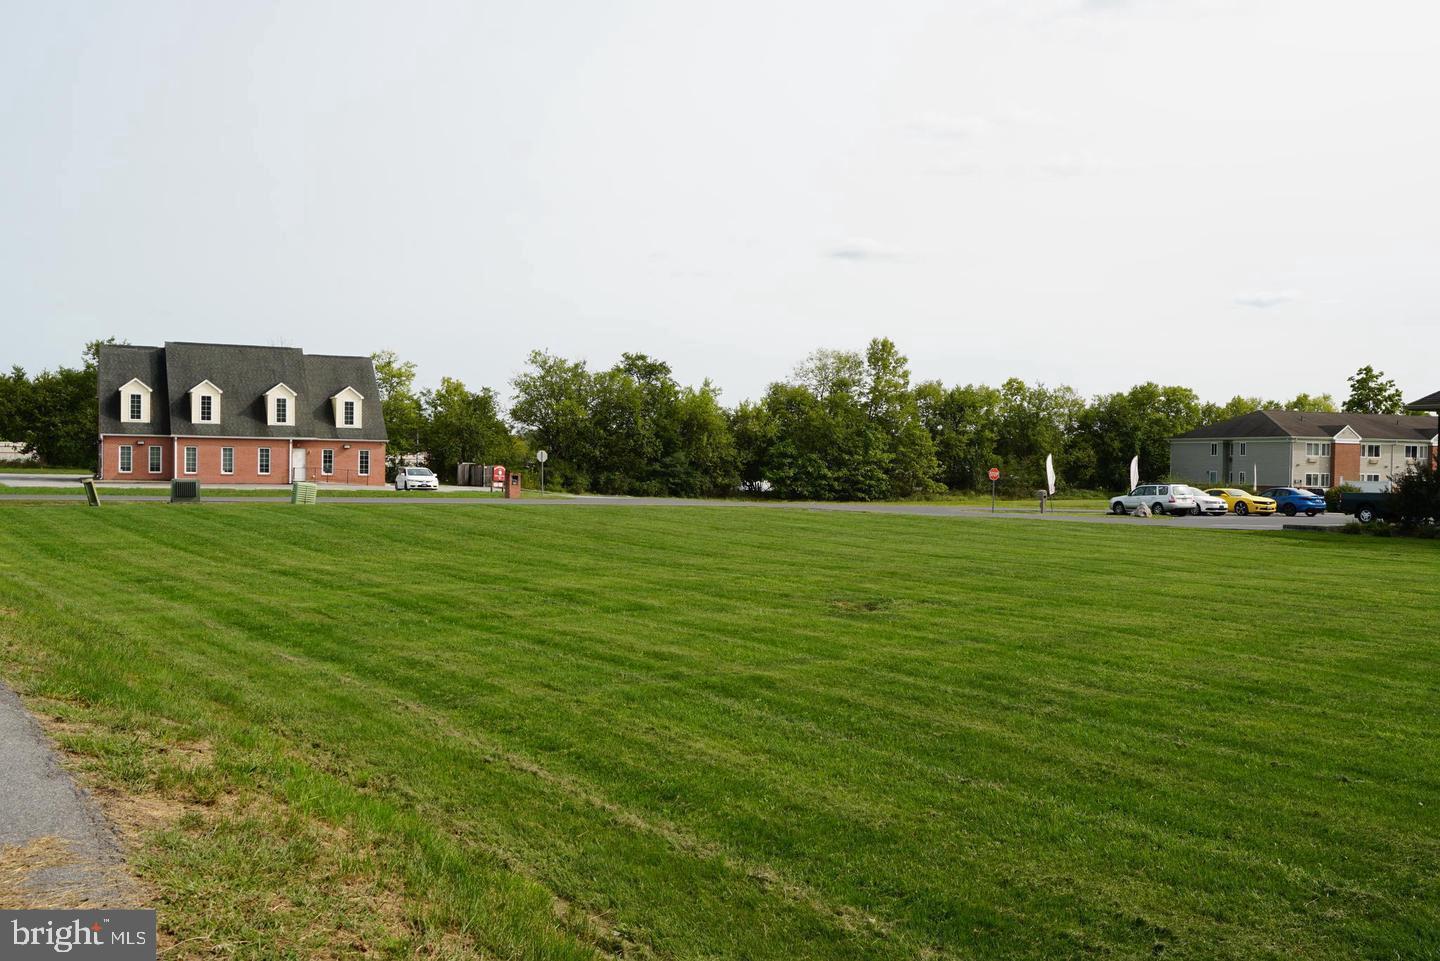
0 504 1436 960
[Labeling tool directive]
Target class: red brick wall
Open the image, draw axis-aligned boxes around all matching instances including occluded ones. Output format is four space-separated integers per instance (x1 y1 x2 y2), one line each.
170 438 291 484
1332 442 1361 486
100 436 172 480
291 440 387 486
100 437 387 485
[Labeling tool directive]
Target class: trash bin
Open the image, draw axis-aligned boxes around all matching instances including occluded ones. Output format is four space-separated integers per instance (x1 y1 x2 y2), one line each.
291 481 319 504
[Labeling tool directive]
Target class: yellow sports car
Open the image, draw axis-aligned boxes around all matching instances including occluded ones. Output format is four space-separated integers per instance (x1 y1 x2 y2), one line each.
1204 488 1277 516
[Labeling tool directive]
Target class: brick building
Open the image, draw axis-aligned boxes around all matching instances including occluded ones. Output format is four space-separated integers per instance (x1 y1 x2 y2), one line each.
97 342 388 486
1170 409 1437 490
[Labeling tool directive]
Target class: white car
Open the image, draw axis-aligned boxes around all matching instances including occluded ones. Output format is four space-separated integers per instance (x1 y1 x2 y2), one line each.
1174 485 1228 516
394 466 439 491
1109 484 1197 515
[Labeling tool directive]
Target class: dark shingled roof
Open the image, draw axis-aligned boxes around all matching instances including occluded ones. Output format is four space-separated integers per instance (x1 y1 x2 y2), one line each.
1408 389 1440 411
1175 409 1437 441
98 342 387 440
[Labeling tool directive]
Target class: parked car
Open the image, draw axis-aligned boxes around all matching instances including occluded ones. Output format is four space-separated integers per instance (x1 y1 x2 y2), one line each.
1336 489 1392 523
1109 484 1197 515
1260 487 1328 517
395 466 440 491
1204 488 1277 516
1174 485 1228 516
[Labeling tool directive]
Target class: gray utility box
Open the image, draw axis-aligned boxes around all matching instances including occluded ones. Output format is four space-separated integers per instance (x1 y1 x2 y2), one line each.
170 479 201 503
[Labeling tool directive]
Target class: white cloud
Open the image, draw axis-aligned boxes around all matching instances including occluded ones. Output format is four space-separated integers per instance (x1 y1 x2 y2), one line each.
1233 290 1301 309
825 238 905 262
907 112 992 142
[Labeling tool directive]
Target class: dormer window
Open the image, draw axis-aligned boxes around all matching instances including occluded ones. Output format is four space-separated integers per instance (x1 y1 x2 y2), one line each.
330 386 364 429
118 378 153 423
188 380 223 426
264 383 298 427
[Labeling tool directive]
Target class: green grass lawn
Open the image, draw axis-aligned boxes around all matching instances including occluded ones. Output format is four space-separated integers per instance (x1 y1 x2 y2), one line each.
0 504 1435 960
0 483 505 498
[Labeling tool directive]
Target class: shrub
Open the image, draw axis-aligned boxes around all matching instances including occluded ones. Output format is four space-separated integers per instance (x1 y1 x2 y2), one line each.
1391 461 1440 529
1326 483 1360 513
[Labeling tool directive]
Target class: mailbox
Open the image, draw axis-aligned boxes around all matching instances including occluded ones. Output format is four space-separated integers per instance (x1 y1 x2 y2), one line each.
505 471 523 499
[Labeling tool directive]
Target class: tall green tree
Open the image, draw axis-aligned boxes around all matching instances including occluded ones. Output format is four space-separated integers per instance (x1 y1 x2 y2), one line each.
1343 366 1405 415
420 378 515 482
371 350 424 459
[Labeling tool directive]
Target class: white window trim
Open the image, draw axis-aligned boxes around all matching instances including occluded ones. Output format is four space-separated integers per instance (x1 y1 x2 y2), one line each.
265 383 298 427
200 395 214 422
118 445 133 473
148 445 162 473
258 447 271 475
1363 444 1382 458
184 446 198 475
118 378 152 423
358 449 370 476
1238 443 1247 456
1209 443 1218 456
276 397 288 423
221 446 235 475
322 449 335 475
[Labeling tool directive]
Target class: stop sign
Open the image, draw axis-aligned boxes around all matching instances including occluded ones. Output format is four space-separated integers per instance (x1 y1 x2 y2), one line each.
988 467 1000 481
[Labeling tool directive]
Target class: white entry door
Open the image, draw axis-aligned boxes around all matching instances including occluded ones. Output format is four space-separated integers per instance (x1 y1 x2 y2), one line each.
291 448 307 482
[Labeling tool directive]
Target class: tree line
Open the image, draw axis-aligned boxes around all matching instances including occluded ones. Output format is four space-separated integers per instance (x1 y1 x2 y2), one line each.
377 342 1415 497
1 339 1419 498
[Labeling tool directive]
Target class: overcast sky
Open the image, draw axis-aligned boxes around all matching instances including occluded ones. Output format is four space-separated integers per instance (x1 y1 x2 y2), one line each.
3 1 1437 405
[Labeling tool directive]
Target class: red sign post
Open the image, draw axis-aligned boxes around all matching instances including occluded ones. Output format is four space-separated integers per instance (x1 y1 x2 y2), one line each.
988 467 1000 512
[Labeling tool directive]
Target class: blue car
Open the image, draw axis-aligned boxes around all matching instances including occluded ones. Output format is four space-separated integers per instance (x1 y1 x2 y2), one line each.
1260 487 1327 517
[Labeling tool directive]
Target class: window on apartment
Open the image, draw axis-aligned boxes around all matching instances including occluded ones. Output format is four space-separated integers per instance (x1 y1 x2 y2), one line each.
1404 444 1424 460
343 400 355 426
184 446 197 474
1206 469 1217 483
1304 473 1332 487
258 448 271 475
128 394 142 420
148 445 161 473
1363 443 1381 458
322 449 334 475
199 395 213 422
358 449 370 476
1209 443 1218 456
118 445 133 473
1361 473 1381 483
275 397 288 424
221 447 235 474
1238 442 1247 456
1238 471 1247 484
1305 442 1332 456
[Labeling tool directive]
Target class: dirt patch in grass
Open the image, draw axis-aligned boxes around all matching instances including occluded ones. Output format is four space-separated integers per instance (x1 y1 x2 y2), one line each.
830 596 896 614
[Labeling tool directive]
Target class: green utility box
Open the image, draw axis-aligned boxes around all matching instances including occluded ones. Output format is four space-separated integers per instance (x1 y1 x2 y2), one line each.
82 478 101 507
291 482 319 505
170 479 201 503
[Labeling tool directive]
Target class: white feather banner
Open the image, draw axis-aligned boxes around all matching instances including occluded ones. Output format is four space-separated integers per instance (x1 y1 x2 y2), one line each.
1129 455 1139 492
1045 454 1056 496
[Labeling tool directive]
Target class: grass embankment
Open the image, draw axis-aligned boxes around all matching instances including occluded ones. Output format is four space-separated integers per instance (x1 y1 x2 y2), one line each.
0 505 1435 959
